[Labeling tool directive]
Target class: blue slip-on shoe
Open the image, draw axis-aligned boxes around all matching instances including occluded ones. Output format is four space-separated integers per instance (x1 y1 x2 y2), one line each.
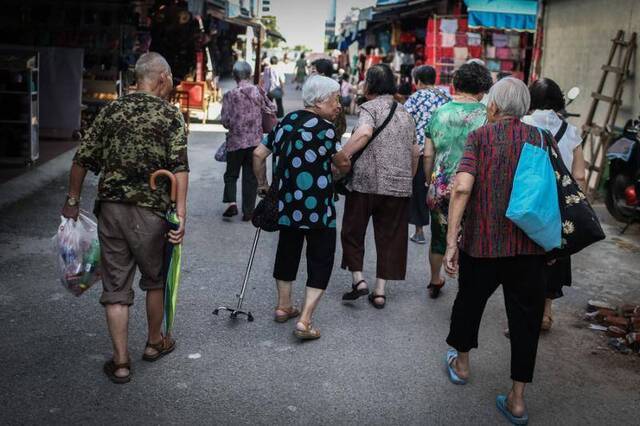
496 395 529 425
445 349 467 385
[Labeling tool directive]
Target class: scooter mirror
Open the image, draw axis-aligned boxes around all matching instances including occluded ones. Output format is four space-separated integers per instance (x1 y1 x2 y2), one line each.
567 87 580 101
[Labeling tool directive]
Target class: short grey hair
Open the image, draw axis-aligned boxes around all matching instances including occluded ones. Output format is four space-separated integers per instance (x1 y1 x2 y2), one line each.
485 77 531 118
232 61 252 81
135 52 171 84
302 75 340 107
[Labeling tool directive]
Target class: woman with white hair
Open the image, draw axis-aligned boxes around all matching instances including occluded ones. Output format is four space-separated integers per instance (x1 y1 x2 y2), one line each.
220 61 275 221
443 77 554 425
253 75 349 340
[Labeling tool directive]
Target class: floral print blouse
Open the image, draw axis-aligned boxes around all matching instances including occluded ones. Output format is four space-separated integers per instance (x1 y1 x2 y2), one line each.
404 88 451 148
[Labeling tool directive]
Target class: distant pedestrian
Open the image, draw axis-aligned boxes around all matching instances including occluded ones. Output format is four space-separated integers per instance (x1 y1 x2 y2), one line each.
294 53 307 90
423 62 491 298
521 77 586 332
220 61 276 221
403 65 451 246
61 52 189 384
262 56 285 118
339 72 354 112
311 58 347 141
443 77 552 424
253 76 349 340
338 63 420 309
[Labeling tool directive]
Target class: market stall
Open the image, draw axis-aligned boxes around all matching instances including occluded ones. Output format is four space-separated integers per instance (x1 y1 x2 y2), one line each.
425 0 540 87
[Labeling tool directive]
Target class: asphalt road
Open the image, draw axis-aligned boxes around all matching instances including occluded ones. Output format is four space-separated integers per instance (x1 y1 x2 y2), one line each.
0 80 639 425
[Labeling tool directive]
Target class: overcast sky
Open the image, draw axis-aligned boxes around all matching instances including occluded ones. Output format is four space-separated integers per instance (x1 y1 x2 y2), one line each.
270 0 376 52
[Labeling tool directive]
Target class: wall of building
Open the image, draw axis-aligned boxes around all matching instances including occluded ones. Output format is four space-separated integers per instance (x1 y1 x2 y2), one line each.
540 0 639 129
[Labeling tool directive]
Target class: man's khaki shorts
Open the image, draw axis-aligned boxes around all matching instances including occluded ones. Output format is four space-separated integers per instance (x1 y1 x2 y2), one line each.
98 202 168 305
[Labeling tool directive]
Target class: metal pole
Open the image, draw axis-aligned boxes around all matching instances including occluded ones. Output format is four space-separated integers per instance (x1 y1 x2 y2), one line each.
235 228 261 310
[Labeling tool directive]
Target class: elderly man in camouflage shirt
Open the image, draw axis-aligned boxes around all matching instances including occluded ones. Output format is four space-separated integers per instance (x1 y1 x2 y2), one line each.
61 52 189 384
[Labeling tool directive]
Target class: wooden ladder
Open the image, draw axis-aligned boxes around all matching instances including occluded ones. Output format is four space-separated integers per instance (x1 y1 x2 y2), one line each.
581 30 637 196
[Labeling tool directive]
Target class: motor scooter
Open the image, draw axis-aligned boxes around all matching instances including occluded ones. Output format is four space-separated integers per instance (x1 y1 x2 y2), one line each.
605 103 640 232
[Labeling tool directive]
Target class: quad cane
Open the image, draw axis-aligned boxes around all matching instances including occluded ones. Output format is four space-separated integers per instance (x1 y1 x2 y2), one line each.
212 228 260 322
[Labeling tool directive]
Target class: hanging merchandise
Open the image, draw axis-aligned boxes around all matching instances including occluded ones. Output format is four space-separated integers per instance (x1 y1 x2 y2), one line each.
440 19 458 34
467 32 482 46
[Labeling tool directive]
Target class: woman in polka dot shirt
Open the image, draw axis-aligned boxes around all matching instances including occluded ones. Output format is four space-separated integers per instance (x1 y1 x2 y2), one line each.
253 75 350 340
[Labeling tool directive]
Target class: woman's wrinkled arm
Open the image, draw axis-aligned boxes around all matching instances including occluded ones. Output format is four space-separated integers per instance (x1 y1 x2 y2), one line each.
253 144 272 195
444 172 475 276
423 137 436 183
571 146 587 191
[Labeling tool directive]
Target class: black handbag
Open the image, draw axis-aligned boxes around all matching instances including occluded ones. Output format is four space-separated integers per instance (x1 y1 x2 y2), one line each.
335 101 398 195
251 115 304 232
544 129 606 258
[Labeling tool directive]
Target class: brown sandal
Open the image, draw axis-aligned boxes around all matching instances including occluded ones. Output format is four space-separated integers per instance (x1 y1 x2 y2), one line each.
274 306 300 323
103 359 131 384
142 336 176 362
294 320 321 340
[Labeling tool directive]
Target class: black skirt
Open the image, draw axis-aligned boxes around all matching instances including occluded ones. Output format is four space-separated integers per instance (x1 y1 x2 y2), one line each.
544 256 572 299
409 155 430 226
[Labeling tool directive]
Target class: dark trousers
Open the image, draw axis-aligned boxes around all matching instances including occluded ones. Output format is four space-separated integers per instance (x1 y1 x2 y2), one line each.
409 155 430 227
268 92 284 118
223 147 257 216
274 228 336 290
341 191 410 280
446 251 546 383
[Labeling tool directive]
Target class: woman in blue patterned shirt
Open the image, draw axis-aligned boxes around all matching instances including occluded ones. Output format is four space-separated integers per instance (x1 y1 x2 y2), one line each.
403 65 450 244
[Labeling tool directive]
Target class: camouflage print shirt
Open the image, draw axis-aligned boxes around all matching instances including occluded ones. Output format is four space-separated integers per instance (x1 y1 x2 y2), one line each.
74 92 189 212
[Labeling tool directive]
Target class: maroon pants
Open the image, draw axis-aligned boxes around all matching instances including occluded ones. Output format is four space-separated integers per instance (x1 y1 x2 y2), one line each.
340 191 410 280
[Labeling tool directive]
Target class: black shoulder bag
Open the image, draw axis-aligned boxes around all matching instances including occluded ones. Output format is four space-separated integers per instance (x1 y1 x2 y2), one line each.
252 115 306 232
543 128 606 258
335 101 398 195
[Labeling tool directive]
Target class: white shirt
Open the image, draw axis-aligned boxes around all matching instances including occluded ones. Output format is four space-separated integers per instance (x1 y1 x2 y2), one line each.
522 109 582 170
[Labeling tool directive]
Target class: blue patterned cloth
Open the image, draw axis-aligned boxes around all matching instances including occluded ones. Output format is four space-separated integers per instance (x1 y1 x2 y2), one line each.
262 110 338 229
404 88 451 148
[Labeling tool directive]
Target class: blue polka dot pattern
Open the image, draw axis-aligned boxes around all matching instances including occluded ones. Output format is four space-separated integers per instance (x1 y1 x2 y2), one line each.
301 131 313 142
303 117 319 128
292 210 303 221
278 201 284 211
285 193 293 203
275 128 284 142
292 157 302 168
305 196 317 209
326 129 335 139
295 140 304 150
310 213 319 223
294 190 303 200
324 141 333 150
296 172 313 190
304 150 317 163
318 146 327 156
317 176 328 189
279 216 291 226
283 124 293 132
317 130 326 140
290 113 298 120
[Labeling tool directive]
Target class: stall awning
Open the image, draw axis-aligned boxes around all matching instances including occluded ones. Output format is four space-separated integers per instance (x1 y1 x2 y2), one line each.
464 0 539 32
267 29 286 43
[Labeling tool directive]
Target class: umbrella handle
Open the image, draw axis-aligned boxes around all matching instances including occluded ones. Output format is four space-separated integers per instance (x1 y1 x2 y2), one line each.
150 169 177 202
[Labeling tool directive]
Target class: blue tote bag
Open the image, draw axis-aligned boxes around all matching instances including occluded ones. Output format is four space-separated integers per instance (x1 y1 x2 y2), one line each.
506 128 562 251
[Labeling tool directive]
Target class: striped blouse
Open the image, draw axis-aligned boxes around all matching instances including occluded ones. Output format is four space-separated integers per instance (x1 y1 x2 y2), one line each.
457 118 549 258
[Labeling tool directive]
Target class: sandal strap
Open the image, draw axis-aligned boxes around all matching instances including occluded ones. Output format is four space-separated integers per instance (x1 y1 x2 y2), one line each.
371 293 386 299
110 359 131 370
428 281 445 289
146 336 173 352
352 279 367 290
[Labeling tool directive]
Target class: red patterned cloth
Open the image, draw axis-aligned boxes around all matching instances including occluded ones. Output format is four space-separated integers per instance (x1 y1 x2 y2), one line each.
457 118 550 258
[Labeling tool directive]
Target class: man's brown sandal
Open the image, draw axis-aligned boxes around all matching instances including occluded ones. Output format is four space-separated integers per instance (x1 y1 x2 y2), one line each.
274 306 300 323
103 359 131 384
294 321 321 340
142 336 176 362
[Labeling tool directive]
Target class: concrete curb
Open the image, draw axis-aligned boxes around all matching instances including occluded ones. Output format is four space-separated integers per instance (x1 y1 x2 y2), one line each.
0 149 75 210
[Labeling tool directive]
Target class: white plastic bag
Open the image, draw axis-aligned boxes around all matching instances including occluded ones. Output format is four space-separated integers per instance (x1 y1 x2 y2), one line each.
53 213 102 296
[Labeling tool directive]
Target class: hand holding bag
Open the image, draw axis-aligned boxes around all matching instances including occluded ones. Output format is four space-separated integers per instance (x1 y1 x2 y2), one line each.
506 128 562 251
214 142 227 162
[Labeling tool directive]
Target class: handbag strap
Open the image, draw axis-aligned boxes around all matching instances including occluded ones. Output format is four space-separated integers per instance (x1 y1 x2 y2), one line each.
554 120 569 142
350 101 398 167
